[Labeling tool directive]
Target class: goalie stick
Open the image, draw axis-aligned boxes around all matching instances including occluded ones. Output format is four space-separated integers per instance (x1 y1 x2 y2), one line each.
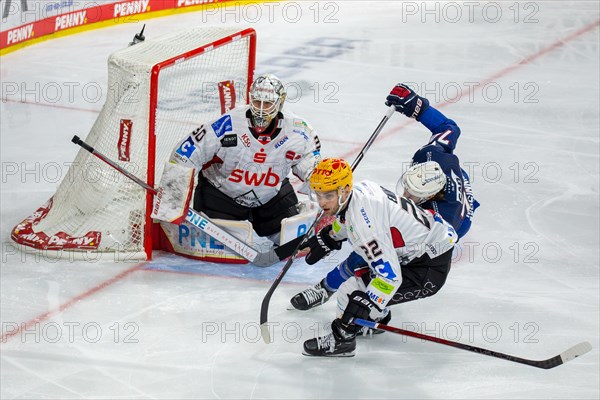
353 318 592 369
260 105 397 344
71 135 279 266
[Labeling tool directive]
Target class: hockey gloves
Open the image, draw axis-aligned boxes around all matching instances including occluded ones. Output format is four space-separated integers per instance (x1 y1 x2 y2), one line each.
385 83 430 120
341 290 379 331
304 225 343 265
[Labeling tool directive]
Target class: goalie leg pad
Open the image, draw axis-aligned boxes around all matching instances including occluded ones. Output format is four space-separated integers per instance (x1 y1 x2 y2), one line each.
278 202 317 245
157 218 254 263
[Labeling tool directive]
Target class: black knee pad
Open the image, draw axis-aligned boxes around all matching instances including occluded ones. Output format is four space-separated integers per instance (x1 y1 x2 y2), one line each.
252 179 299 237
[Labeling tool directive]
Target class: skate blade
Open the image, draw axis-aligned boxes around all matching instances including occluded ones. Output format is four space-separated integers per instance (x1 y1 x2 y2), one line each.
356 329 385 338
287 304 300 311
302 351 355 358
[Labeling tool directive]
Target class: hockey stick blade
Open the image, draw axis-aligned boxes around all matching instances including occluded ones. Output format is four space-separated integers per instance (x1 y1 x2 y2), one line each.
260 324 272 344
353 319 592 369
558 341 592 364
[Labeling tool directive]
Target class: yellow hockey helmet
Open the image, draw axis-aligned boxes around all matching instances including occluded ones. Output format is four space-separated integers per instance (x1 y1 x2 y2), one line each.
309 158 353 192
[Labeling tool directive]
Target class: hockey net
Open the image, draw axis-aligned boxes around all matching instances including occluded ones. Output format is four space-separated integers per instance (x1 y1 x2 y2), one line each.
12 27 256 260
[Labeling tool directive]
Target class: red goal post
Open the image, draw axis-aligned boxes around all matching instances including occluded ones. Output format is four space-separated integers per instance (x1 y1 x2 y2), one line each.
12 27 256 261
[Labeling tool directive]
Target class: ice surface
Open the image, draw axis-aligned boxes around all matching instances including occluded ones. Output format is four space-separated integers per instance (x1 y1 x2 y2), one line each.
1 1 599 399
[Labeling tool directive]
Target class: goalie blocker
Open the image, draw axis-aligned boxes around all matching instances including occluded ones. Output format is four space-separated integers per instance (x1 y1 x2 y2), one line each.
152 163 318 264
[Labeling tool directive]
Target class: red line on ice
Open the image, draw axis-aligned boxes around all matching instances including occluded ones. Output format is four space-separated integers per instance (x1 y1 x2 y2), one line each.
1 264 143 344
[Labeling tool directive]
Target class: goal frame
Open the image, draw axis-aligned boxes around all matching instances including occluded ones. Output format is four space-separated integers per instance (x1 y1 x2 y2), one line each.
144 28 256 259
11 27 256 261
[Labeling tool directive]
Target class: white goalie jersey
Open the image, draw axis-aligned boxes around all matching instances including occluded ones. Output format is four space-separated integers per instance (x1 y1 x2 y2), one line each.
333 180 457 308
170 105 321 207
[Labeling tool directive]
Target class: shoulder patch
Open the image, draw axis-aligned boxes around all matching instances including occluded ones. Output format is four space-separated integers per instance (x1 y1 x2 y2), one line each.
211 115 233 138
221 134 237 147
175 137 196 158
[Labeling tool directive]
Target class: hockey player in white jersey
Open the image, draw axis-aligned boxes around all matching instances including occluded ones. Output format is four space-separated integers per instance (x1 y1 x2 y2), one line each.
291 83 478 310
301 158 457 357
169 74 321 245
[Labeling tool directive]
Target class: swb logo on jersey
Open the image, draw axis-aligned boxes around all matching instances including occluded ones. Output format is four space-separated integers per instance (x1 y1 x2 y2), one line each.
228 168 280 187
118 119 132 161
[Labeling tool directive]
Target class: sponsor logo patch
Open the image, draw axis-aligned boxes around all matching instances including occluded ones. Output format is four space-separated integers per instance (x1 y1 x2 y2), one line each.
218 80 236 114
371 259 397 280
371 277 395 295
55 10 87 31
118 119 132 161
114 0 150 17
229 168 280 187
285 151 302 161
360 207 371 228
211 115 233 138
241 134 251 147
367 291 386 306
176 137 196 158
253 149 267 164
274 136 289 149
221 134 237 147
7 24 34 45
234 190 262 208
11 198 101 250
177 0 216 7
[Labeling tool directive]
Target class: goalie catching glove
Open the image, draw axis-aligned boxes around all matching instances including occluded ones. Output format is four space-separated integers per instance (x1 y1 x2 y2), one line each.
385 83 430 120
304 225 343 265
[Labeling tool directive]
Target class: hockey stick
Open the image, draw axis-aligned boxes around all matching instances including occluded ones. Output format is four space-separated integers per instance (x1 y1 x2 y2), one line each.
71 135 279 266
260 105 397 343
353 318 592 369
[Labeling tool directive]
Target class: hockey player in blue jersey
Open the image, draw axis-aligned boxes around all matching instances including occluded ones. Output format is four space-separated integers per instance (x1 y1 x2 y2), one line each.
290 83 479 313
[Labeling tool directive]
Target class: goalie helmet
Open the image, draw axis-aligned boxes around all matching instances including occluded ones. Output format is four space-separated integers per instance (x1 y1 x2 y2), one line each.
399 161 446 203
249 74 286 132
310 158 353 192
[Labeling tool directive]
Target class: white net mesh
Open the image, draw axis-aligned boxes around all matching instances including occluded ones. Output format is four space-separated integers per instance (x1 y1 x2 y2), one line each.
15 27 254 259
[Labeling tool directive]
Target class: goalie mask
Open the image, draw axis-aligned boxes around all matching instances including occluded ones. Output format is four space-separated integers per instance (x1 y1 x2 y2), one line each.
249 74 286 133
399 161 446 204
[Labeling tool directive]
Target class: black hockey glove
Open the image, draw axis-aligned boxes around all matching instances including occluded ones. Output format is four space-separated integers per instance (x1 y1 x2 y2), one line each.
304 225 343 265
385 83 430 121
341 290 378 326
